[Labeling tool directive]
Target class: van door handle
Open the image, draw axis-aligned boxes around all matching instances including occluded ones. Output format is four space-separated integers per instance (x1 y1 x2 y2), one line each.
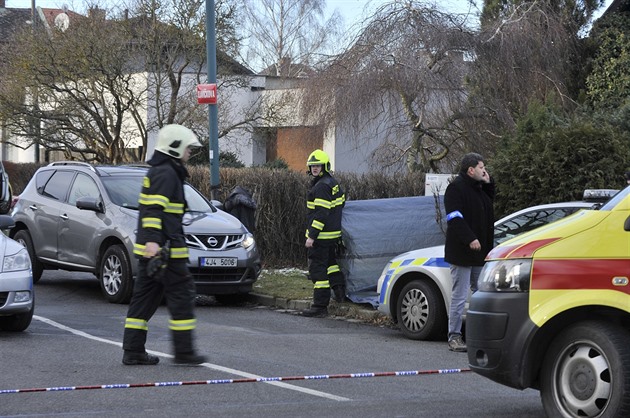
60 214 69 220
29 205 38 210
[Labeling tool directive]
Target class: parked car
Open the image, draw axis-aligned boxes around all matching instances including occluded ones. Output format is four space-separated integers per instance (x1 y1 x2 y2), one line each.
0 215 34 332
11 162 261 304
376 190 619 340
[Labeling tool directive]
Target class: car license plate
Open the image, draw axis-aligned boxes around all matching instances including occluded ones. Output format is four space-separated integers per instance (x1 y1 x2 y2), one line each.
199 257 237 267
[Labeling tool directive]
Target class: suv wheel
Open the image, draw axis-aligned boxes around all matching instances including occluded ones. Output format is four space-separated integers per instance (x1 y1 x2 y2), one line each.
14 230 44 283
100 245 133 304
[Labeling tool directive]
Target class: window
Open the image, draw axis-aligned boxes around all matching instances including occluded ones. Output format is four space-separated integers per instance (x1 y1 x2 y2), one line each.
39 171 75 201
68 173 100 206
494 207 582 245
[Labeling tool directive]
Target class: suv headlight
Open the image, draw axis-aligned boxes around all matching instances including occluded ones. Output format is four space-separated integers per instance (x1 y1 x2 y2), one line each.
478 259 531 292
4 248 32 272
241 233 255 249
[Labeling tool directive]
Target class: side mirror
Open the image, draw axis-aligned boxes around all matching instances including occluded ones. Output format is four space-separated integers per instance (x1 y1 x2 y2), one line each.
76 197 104 213
0 214 15 230
625 215 630 232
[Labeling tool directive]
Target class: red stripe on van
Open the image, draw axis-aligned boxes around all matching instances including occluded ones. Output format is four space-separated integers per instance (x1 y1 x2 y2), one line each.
486 238 561 260
531 259 630 291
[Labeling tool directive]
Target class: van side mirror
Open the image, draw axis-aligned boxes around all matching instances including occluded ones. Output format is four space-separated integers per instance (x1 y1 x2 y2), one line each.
625 216 630 232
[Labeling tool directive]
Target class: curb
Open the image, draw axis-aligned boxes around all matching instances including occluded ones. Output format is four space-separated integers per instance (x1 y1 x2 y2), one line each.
249 292 390 324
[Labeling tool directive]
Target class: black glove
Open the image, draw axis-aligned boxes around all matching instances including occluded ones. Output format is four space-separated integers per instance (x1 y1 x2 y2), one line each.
146 241 170 280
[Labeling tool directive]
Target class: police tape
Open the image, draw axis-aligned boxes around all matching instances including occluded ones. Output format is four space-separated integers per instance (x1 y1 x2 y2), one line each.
0 368 471 394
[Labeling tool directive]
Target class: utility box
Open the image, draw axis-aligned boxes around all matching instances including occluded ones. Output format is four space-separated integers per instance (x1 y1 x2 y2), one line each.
424 173 454 196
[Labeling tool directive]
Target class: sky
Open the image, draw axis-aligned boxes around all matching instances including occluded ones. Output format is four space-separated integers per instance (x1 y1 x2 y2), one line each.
4 0 615 29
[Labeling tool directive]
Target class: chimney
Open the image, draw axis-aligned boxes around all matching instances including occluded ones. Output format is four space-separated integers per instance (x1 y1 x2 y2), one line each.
88 7 106 20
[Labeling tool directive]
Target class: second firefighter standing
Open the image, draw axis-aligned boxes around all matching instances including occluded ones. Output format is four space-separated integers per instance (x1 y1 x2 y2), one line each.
301 149 346 317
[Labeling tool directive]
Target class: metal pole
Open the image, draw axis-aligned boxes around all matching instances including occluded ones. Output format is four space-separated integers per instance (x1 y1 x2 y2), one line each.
31 0 40 163
205 0 219 200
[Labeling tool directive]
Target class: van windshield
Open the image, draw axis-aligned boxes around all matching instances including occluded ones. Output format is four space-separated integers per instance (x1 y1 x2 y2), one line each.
599 186 629 211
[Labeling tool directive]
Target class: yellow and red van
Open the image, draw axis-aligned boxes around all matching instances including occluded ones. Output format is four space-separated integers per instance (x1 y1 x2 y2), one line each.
467 186 630 417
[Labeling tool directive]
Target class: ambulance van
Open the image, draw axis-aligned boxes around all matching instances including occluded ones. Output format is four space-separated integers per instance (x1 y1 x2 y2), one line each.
467 186 630 418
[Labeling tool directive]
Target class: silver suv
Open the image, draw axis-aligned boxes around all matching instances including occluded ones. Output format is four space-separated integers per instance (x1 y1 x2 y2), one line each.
11 162 261 304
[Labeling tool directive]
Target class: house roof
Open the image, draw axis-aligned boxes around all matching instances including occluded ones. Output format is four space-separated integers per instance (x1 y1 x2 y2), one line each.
0 7 32 42
0 6 84 43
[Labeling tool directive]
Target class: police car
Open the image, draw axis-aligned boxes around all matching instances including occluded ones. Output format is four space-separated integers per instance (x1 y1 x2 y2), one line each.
376 190 618 340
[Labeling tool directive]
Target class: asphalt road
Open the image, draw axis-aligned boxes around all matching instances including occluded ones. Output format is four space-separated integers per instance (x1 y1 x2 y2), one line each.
0 271 546 418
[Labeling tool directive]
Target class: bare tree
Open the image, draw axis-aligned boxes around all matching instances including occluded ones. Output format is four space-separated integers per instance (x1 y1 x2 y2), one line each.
480 0 605 33
467 1 585 137
300 1 476 173
0 11 147 163
241 0 343 76
0 0 282 164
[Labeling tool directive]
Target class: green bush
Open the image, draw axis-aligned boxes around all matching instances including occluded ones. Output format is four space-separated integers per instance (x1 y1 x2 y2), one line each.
188 167 425 267
259 158 289 170
490 103 630 218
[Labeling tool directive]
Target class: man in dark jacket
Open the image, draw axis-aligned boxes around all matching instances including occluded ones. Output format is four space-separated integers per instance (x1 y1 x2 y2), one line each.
224 186 257 233
122 124 207 366
301 149 346 317
444 153 494 352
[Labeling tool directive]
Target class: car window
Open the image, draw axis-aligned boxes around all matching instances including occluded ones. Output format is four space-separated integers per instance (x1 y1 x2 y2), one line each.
184 185 212 212
101 175 212 212
68 173 100 206
494 207 582 245
35 170 55 194
39 170 75 201
101 176 143 209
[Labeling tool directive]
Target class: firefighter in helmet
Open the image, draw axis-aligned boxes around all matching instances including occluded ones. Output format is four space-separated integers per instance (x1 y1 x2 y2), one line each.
122 124 207 365
301 149 346 317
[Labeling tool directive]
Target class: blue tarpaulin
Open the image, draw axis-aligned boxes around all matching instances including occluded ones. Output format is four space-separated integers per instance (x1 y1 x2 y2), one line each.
338 196 446 306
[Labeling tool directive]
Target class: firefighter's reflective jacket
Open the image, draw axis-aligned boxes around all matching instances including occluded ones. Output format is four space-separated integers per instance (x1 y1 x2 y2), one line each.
133 154 189 260
305 172 345 241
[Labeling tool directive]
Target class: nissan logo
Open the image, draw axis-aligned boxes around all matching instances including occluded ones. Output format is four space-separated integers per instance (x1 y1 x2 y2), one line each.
207 236 219 247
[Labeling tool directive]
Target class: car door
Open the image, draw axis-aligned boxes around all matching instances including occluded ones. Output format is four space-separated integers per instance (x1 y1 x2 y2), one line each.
57 172 104 268
27 170 74 261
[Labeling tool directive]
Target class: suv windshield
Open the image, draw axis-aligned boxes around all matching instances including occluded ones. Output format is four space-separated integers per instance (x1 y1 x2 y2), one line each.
101 175 212 212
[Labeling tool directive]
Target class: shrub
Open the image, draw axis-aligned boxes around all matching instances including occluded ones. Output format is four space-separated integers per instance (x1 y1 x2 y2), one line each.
491 104 630 218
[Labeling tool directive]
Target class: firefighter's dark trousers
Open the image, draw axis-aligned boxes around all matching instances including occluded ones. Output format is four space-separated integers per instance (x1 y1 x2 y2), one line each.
307 240 345 308
123 259 198 355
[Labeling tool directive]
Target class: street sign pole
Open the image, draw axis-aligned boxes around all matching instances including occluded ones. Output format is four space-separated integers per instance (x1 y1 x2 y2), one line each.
205 0 219 200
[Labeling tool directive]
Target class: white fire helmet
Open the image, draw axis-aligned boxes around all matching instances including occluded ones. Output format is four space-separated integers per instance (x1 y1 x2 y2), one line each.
154 124 202 159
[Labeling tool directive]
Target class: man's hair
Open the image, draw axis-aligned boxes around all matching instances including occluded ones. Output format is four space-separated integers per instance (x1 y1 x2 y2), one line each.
460 153 484 174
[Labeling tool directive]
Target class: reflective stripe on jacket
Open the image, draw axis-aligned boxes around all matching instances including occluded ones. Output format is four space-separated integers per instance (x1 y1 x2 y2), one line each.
305 172 345 240
133 158 189 259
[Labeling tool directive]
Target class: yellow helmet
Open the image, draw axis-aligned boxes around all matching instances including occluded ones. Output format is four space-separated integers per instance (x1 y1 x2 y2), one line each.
155 124 202 159
306 149 331 173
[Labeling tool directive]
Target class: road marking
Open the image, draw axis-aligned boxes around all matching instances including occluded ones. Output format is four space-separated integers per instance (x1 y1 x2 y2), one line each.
33 315 350 401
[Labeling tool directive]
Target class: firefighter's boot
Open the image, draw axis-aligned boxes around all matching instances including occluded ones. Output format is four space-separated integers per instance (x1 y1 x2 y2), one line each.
172 329 207 365
301 288 329 317
332 285 346 303
122 351 160 365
